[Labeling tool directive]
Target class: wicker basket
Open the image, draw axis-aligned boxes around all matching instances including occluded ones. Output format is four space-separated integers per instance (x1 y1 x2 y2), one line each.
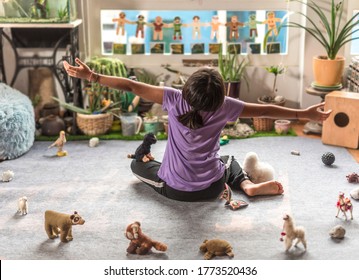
253 118 274 132
76 113 113 136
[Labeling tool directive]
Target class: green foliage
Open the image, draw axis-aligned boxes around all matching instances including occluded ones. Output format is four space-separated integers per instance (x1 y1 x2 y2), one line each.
133 68 163 85
218 45 248 82
264 0 359 60
53 57 127 115
265 64 286 96
57 6 69 21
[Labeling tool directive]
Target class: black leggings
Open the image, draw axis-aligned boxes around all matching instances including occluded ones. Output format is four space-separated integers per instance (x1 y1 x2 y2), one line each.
130 156 248 202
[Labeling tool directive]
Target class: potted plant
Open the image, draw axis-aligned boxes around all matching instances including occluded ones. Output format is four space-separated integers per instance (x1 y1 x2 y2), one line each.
268 0 359 87
218 45 248 99
142 111 159 134
258 64 286 105
53 57 127 136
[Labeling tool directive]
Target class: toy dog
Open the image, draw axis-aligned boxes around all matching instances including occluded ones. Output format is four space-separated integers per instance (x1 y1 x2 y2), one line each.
199 239 234 260
127 133 157 162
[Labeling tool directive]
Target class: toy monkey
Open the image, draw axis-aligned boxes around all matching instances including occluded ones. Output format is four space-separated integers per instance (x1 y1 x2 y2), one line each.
127 133 157 162
125 221 167 255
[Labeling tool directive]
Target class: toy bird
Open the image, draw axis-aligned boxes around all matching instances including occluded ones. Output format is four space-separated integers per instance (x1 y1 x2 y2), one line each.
48 130 67 157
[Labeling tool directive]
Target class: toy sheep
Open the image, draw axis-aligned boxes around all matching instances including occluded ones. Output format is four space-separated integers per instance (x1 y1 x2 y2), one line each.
2 170 14 182
17 196 28 215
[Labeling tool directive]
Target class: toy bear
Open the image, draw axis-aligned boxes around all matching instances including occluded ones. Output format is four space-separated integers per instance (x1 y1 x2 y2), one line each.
124 221 167 255
199 239 234 260
127 133 157 162
44 210 85 242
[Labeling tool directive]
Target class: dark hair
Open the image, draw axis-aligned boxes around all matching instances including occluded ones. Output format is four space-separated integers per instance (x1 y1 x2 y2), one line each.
178 68 225 129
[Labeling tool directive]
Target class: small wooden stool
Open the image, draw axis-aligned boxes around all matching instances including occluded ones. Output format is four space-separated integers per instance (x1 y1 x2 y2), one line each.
322 91 359 149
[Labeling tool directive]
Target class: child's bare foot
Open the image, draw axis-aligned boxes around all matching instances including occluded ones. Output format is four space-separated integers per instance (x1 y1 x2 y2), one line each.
240 180 284 196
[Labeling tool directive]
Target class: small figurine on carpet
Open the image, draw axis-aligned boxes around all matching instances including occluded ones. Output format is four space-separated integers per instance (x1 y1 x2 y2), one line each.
199 239 234 260
124 221 167 255
243 152 274 183
329 225 346 239
48 130 67 157
280 214 307 252
44 210 85 242
346 172 359 183
1 170 14 182
127 133 157 162
219 183 248 210
17 196 28 215
336 192 353 220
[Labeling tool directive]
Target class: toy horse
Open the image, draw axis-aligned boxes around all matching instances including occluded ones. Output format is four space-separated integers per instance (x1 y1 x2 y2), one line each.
336 192 353 220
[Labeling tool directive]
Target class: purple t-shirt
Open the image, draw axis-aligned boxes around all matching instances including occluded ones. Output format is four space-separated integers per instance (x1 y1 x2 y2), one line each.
157 87 245 192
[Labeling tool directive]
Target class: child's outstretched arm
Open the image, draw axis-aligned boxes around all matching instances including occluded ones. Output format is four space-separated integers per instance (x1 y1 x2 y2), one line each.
63 58 164 104
240 102 332 122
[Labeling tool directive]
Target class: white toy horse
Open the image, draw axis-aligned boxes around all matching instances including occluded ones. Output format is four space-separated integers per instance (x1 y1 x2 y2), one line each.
336 192 353 220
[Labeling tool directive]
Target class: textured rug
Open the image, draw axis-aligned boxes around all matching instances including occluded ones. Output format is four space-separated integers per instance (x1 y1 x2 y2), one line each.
0 137 358 260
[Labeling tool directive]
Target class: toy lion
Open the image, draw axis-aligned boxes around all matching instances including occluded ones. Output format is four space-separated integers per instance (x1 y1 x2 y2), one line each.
44 210 85 242
199 239 234 260
124 221 167 255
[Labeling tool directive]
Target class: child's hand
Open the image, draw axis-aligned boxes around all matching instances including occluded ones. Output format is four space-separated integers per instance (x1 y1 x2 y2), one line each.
306 102 332 122
63 58 92 81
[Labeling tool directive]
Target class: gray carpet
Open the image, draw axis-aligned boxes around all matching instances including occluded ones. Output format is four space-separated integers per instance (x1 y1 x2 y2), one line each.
0 137 358 260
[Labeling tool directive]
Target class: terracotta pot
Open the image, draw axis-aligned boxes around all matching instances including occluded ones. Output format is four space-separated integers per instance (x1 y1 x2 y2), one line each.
41 115 65 136
312 56 345 86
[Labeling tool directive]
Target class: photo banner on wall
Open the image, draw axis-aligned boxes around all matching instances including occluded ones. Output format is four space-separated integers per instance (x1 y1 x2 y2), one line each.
101 10 288 55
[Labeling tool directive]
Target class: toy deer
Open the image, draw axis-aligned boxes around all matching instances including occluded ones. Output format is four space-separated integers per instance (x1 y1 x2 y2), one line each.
336 192 353 220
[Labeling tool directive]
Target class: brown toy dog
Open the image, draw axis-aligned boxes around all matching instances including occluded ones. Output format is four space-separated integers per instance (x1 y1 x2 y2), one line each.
199 239 234 260
44 210 85 242
124 221 167 255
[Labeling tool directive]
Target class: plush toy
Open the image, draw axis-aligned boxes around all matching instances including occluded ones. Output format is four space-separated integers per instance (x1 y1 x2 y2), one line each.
199 239 234 260
280 214 307 251
124 221 167 255
17 196 28 215
44 210 85 242
1 170 14 182
243 152 275 183
127 133 157 162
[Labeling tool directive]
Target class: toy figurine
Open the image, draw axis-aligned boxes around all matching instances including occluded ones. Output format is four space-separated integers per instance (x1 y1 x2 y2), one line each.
242 152 275 184
280 214 307 251
262 11 281 37
199 239 234 260
17 196 28 215
127 133 157 162
48 130 67 157
219 183 248 210
112 12 130 36
346 172 359 183
225 15 244 41
44 210 85 242
1 170 14 182
329 225 346 239
125 221 167 255
336 192 353 220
